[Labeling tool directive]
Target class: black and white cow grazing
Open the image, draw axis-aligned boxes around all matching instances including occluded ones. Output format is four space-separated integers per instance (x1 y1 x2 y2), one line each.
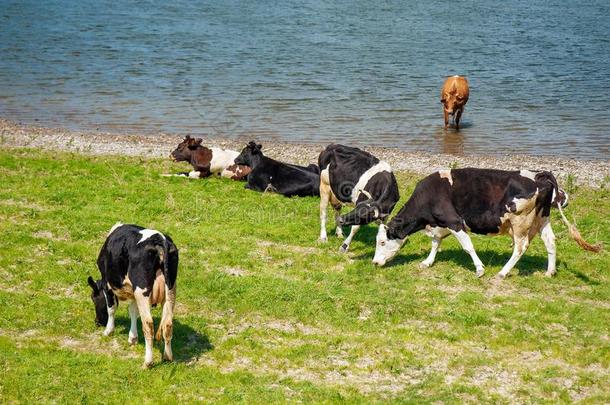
87 223 178 368
318 144 400 252
372 168 598 278
233 141 320 197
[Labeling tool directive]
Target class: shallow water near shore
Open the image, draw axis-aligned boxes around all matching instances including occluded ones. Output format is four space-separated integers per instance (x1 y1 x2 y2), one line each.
1 0 609 159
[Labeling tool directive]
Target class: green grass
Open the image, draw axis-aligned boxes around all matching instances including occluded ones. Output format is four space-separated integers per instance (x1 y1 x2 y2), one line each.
0 148 608 404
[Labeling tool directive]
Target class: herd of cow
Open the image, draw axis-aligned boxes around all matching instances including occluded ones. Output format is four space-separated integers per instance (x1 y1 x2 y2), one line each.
88 132 600 369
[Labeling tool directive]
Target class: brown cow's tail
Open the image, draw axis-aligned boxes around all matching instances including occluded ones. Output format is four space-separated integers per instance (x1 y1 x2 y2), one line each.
556 202 602 253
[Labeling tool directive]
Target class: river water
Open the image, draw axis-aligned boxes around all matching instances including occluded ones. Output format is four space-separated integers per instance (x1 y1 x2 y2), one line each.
1 0 609 159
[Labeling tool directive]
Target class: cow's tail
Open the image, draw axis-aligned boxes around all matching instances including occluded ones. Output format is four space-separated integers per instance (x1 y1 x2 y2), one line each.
155 237 173 341
556 202 602 253
162 237 171 287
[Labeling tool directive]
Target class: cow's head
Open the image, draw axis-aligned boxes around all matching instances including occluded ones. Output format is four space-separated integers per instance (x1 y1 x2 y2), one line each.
534 171 569 208
234 141 262 166
441 88 466 116
372 224 406 266
170 135 203 162
87 276 108 327
338 201 383 226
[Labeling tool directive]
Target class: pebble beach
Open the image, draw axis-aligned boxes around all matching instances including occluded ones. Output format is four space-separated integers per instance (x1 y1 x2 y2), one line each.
1 118 608 188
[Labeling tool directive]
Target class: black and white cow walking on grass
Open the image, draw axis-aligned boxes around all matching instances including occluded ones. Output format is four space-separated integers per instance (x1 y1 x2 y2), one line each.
87 223 179 368
318 144 400 252
372 168 601 277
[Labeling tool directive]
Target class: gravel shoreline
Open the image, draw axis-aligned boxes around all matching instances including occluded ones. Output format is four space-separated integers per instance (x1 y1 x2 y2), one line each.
1 118 608 188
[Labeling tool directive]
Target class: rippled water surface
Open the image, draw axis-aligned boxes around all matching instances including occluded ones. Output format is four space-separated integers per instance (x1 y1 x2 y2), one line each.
1 0 609 159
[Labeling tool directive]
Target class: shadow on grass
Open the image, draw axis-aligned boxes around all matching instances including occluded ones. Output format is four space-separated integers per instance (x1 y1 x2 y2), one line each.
115 317 213 363
566 267 600 286
367 247 551 277
336 223 379 246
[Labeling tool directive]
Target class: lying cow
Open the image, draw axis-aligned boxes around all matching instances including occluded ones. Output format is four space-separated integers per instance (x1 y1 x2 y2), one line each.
441 75 469 129
87 223 179 368
170 135 251 180
318 144 400 252
234 141 320 197
373 168 600 278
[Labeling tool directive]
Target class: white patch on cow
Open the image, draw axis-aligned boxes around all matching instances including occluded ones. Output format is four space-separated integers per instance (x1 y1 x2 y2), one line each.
210 148 239 173
320 165 330 184
451 230 485 277
438 170 453 185
128 300 139 345
339 225 361 253
319 165 332 242
519 170 537 181
103 290 116 336
134 286 154 368
539 218 557 276
506 189 538 214
551 188 556 204
351 161 392 203
497 235 530 279
108 222 124 236
188 171 201 179
420 227 451 268
138 229 165 244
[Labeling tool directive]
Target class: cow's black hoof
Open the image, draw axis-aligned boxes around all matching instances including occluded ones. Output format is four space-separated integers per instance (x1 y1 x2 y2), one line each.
339 243 348 253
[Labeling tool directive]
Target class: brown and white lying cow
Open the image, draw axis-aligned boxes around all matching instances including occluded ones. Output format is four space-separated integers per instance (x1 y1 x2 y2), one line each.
87 223 178 368
170 135 251 180
372 168 600 278
441 75 469 129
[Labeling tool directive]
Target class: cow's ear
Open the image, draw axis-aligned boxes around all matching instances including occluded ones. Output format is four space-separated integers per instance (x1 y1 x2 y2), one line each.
256 144 262 150
87 276 99 294
195 138 203 145
185 135 191 140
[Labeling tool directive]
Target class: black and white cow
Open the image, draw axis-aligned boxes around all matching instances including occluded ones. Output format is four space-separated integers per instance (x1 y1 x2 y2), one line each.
87 223 178 368
318 144 400 252
233 141 320 197
372 168 583 278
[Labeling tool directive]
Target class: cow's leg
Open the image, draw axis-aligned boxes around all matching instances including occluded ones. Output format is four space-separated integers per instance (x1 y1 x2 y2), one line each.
156 285 176 362
497 234 530 279
420 227 451 268
455 109 463 130
539 219 556 277
103 293 117 336
333 202 344 238
339 225 361 253
450 230 485 277
319 181 331 243
134 288 154 369
128 300 139 345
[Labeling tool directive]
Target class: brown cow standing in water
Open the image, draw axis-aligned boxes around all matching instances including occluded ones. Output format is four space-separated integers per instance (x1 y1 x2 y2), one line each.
441 75 469 129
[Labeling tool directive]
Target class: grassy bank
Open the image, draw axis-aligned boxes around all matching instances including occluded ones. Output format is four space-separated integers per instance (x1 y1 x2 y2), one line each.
0 148 608 403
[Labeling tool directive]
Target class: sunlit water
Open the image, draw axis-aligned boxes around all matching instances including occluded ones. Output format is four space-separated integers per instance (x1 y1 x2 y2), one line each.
1 0 609 159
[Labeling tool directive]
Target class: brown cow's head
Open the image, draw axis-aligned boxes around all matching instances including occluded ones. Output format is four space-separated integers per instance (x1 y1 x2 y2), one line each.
170 135 202 162
87 276 109 327
441 89 467 116
234 141 263 167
